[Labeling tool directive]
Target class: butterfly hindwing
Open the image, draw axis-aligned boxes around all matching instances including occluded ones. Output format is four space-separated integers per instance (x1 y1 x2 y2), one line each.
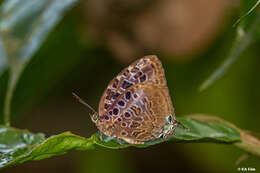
113 84 174 143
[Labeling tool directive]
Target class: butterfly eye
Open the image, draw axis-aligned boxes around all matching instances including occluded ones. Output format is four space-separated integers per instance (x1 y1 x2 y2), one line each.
92 113 99 122
166 115 172 123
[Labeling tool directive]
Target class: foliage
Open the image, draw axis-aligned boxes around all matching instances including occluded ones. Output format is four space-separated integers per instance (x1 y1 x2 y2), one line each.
199 0 260 91
0 0 78 125
0 115 245 168
0 0 260 170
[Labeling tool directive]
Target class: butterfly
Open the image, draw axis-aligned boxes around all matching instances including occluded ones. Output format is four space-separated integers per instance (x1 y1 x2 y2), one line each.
73 55 184 144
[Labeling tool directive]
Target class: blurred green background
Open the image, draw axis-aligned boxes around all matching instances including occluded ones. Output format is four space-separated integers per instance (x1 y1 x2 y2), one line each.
0 0 260 172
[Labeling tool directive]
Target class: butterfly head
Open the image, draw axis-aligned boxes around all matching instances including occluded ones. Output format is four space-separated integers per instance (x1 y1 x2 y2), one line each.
91 112 99 123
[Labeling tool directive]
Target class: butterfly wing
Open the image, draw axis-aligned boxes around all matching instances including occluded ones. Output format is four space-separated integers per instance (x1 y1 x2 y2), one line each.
98 55 169 115
97 55 175 143
113 84 174 143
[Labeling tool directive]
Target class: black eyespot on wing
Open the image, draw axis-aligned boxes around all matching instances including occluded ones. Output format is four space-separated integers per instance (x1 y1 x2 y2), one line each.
118 100 125 106
124 112 131 119
131 67 139 73
129 122 141 128
125 91 131 100
101 115 110 120
113 108 119 115
123 69 130 77
121 122 127 127
104 103 109 109
106 89 116 100
104 115 109 120
134 71 142 79
113 93 120 99
112 78 119 88
121 131 127 136
139 75 146 82
122 81 132 89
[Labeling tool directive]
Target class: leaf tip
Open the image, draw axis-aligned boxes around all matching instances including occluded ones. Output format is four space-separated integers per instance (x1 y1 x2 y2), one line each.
198 80 211 92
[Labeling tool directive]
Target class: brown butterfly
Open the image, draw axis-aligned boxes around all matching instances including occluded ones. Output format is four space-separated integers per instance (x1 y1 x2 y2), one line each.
73 55 184 144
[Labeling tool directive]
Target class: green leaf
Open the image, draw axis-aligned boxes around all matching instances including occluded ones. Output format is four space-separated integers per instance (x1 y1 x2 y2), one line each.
0 125 45 167
0 129 95 169
0 0 78 125
0 0 78 64
2 115 255 169
233 0 260 26
199 1 260 91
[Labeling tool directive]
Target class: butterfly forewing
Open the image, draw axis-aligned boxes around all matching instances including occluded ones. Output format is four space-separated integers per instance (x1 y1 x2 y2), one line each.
99 55 167 115
97 55 176 144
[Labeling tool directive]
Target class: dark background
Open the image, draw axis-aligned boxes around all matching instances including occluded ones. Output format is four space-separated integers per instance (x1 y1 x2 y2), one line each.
1 0 260 172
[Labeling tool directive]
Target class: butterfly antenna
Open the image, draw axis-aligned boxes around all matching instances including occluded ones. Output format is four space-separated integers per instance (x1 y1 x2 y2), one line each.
72 92 97 114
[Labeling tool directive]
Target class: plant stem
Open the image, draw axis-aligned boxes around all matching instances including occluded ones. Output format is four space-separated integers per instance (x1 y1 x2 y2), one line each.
3 67 21 126
235 130 260 157
187 115 260 157
3 72 14 126
199 11 260 91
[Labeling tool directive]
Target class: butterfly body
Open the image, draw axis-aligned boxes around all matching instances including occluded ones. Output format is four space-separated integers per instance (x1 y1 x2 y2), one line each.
93 55 180 144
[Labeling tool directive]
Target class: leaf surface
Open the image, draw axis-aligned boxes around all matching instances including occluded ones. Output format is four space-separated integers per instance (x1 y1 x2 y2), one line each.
0 115 247 169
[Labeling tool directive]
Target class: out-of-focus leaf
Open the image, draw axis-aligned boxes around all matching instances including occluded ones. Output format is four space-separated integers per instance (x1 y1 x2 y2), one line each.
0 125 45 167
0 0 78 125
1 115 254 169
199 1 260 91
0 0 77 64
233 0 260 26
0 130 95 169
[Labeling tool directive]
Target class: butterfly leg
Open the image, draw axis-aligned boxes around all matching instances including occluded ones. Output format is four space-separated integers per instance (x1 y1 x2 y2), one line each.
116 138 125 145
176 120 188 131
173 117 188 131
